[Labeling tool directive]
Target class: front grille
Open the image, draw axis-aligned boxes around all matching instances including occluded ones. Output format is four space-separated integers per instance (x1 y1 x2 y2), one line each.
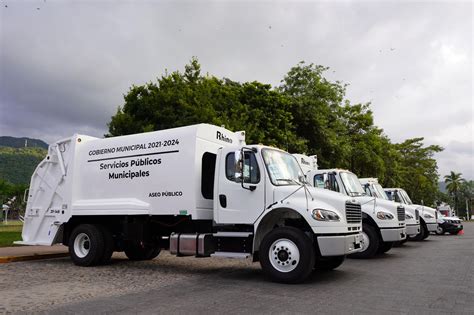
415 209 420 220
345 203 362 223
397 206 405 221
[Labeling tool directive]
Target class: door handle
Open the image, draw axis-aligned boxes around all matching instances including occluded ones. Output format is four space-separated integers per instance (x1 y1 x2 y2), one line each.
219 194 227 208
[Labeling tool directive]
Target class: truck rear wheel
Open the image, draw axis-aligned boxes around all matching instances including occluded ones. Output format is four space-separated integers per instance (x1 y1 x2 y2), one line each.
69 224 105 266
124 242 161 261
259 226 315 284
98 225 114 265
348 224 379 259
314 256 345 271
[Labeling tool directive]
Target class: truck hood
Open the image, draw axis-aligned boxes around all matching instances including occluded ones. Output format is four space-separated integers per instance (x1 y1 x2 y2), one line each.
272 185 356 220
414 204 436 214
413 204 437 223
356 197 401 216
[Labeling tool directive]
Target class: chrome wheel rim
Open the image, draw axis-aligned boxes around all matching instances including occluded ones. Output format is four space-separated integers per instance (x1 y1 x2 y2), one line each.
268 238 300 273
74 233 90 258
436 226 443 234
360 231 370 252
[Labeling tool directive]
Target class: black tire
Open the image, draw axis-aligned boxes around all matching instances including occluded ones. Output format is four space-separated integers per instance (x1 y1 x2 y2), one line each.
377 242 393 254
421 224 430 240
435 226 445 235
98 225 114 265
348 224 380 259
69 224 105 266
314 256 345 271
259 227 315 284
395 238 408 245
411 222 427 241
449 231 458 235
124 242 161 261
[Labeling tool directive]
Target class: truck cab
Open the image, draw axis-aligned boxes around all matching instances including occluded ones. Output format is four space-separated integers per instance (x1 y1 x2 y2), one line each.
293 155 406 258
359 178 420 240
18 124 362 284
383 188 438 240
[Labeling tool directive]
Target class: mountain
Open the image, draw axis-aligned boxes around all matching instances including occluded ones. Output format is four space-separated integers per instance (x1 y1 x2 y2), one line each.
0 137 48 185
0 136 48 149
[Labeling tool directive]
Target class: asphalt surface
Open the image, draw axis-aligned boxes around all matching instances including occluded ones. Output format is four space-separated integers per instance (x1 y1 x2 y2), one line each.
1 223 473 314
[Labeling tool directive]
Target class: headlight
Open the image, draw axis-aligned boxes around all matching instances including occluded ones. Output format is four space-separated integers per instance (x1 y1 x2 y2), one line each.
405 213 414 220
312 209 340 221
424 213 434 219
376 211 394 220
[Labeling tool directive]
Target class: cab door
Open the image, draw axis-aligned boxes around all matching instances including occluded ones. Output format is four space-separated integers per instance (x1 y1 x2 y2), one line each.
214 147 266 224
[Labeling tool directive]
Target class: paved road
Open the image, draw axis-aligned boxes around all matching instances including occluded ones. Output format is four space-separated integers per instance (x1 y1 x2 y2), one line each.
1 223 473 314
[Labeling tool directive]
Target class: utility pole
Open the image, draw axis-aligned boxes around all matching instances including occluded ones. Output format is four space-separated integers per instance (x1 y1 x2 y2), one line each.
466 199 470 221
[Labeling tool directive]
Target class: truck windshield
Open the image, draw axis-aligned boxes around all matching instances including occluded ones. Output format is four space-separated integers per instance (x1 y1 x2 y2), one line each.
373 183 389 200
400 190 413 205
262 149 304 186
340 172 366 197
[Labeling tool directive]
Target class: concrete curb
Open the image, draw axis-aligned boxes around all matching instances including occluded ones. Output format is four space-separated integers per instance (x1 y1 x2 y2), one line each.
0 252 69 264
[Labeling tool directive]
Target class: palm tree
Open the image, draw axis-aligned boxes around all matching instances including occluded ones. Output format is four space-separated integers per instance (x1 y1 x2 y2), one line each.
444 171 464 213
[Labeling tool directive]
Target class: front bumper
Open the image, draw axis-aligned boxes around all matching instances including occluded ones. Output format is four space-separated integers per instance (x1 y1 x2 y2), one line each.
440 222 463 233
317 233 362 256
426 222 438 232
380 227 406 242
406 224 420 236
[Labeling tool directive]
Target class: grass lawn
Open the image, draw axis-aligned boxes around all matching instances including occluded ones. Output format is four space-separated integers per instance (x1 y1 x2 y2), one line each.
0 221 23 247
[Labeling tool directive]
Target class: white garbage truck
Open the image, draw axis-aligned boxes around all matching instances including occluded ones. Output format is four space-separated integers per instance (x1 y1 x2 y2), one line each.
293 154 406 258
383 188 437 240
17 124 362 283
359 178 420 240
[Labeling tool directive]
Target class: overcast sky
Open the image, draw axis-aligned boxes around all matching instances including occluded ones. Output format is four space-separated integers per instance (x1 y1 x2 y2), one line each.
0 0 472 179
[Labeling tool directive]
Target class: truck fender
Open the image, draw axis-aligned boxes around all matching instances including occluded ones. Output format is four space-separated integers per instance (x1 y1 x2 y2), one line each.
253 207 312 258
362 212 383 239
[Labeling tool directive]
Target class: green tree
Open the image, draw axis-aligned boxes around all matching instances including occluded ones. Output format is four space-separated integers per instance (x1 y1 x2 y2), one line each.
444 171 465 213
107 58 445 206
458 180 473 218
108 58 306 152
337 103 386 178
279 62 347 167
393 138 443 206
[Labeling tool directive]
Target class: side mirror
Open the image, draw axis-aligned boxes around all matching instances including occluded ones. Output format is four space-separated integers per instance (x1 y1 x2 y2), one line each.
299 175 306 184
238 149 257 192
23 188 29 203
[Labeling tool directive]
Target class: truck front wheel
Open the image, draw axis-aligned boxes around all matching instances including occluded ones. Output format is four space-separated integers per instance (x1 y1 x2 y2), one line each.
421 224 430 240
314 256 345 271
377 242 393 254
69 224 105 266
124 242 161 261
348 224 379 259
435 226 445 235
259 227 315 284
410 223 426 241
